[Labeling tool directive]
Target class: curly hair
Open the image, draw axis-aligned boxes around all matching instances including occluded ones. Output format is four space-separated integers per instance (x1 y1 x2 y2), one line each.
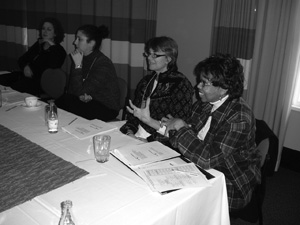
194 53 244 99
144 36 178 72
38 17 65 44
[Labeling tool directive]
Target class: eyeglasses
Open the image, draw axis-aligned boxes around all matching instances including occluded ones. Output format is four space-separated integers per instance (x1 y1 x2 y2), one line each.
198 80 213 87
143 52 166 59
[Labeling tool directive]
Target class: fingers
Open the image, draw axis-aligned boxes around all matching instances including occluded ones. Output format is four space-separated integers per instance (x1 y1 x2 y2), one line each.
145 98 151 108
128 99 135 109
166 114 173 119
126 99 135 114
127 99 140 115
126 105 134 114
71 49 83 57
79 94 92 103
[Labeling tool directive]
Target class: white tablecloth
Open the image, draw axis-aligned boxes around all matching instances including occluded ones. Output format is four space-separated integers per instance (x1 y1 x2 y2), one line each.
0 90 230 225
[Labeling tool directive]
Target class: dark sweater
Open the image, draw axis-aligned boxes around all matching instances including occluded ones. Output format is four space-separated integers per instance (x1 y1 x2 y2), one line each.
18 41 66 81
68 50 120 111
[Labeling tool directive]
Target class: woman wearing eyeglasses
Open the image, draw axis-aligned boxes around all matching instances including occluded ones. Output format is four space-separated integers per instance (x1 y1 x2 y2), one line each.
120 36 194 145
163 54 261 212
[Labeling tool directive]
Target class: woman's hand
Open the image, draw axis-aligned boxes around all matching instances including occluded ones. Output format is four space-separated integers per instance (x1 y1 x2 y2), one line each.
161 114 188 136
23 65 33 78
126 98 151 123
79 93 93 103
71 49 83 67
126 130 148 143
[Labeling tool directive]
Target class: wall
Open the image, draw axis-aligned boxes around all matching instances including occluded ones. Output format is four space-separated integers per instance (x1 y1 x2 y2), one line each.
156 0 214 87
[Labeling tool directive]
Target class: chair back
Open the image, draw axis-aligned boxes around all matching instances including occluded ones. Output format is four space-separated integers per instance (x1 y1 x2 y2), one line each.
117 77 128 120
230 119 278 225
40 68 67 99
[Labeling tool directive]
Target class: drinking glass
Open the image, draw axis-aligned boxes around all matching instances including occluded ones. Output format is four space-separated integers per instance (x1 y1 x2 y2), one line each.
93 135 111 163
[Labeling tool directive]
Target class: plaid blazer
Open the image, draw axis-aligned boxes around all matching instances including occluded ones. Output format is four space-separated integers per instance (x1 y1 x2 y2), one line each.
169 98 261 211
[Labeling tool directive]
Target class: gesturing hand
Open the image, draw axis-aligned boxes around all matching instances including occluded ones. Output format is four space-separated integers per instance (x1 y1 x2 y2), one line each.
126 98 151 123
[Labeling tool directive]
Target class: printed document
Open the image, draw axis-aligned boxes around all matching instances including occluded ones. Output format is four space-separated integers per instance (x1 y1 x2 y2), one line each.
111 141 180 168
135 160 211 193
62 119 118 140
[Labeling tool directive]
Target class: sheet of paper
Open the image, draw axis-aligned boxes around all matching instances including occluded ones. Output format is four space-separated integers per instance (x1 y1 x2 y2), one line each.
135 161 211 193
111 141 180 168
107 129 143 150
62 119 118 140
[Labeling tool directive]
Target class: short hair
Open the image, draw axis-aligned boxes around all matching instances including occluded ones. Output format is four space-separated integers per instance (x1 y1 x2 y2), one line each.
194 53 244 99
76 25 109 51
38 17 65 44
144 36 178 72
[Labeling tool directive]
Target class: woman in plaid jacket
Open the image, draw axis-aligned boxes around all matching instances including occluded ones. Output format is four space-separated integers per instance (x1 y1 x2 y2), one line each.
164 54 261 211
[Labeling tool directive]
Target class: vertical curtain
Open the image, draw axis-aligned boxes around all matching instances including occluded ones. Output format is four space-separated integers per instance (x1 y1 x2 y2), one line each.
210 0 257 88
246 0 300 171
0 0 157 97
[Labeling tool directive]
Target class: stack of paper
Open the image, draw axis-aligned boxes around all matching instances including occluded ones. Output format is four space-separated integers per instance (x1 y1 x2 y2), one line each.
111 141 211 193
62 119 118 140
111 141 180 168
135 160 211 194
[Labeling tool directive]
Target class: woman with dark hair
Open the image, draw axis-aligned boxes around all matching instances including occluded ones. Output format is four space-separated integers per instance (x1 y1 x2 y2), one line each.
56 24 120 121
0 17 66 96
120 36 194 145
163 53 261 212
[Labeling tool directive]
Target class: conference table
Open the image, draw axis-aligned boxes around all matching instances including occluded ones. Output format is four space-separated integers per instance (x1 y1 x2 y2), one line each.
0 87 230 225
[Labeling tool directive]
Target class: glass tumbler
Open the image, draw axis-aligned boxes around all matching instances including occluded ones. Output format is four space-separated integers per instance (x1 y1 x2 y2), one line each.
93 135 111 163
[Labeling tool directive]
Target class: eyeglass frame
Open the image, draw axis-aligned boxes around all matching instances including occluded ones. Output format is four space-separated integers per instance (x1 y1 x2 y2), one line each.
198 80 214 88
143 52 167 59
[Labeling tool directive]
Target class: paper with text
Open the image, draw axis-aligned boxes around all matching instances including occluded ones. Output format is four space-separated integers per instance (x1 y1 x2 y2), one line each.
111 141 180 168
136 161 210 193
62 119 118 140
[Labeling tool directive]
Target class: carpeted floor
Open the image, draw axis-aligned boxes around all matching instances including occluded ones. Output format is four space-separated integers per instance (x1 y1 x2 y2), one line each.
231 148 300 225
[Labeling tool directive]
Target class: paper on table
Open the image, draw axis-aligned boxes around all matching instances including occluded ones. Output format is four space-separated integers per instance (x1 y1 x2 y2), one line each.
135 161 211 193
62 119 118 140
108 130 143 150
111 141 180 168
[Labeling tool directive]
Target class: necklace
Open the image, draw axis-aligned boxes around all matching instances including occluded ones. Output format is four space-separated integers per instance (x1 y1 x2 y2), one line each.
83 57 98 82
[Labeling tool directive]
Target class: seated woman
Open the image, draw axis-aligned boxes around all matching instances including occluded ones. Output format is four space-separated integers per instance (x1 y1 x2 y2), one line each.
55 24 120 121
120 36 194 145
163 53 261 212
0 17 66 96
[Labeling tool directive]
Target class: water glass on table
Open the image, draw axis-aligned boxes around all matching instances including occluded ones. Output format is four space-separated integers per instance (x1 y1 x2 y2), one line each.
93 135 111 163
44 102 57 125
